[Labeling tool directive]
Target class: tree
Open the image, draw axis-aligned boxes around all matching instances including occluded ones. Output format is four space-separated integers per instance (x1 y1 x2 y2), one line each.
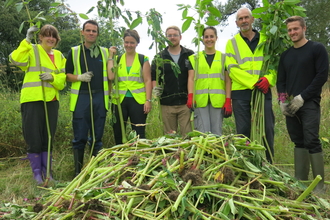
215 0 330 63
301 0 330 52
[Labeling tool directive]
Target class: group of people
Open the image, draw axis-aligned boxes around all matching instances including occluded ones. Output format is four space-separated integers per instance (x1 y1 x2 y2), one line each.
9 7 328 193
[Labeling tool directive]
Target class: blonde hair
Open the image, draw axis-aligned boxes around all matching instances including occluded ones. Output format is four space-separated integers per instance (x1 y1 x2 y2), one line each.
165 26 181 35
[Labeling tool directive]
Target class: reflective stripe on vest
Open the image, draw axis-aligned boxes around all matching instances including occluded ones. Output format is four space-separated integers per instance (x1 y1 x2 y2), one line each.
189 51 226 108
69 45 109 111
227 36 264 76
112 53 146 105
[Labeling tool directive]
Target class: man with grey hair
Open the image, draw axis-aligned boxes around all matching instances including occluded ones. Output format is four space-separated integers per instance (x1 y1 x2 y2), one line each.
151 26 194 136
225 7 276 163
277 16 328 192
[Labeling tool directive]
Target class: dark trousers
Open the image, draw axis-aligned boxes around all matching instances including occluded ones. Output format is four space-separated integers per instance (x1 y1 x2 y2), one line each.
112 97 147 144
72 92 107 151
286 100 322 154
21 101 59 153
232 98 275 161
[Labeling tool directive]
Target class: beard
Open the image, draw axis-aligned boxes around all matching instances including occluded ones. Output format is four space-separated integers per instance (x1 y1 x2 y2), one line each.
291 34 304 43
240 24 250 32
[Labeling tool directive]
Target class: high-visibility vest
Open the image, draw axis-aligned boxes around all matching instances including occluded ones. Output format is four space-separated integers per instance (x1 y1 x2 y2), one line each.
189 51 226 108
9 39 66 104
69 45 109 111
225 33 276 91
112 53 147 105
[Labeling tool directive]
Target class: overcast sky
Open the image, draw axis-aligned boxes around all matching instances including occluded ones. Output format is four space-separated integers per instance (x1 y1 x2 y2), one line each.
65 0 238 58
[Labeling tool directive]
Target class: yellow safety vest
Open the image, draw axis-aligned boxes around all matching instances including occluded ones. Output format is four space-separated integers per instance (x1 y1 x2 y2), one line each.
112 53 147 105
189 51 226 108
225 33 276 91
9 39 66 104
69 45 109 112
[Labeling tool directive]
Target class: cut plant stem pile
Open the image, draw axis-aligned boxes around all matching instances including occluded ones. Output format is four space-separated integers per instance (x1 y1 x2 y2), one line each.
5 133 330 219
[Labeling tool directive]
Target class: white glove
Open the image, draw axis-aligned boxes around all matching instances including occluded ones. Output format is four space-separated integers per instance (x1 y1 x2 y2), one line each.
39 73 54 82
152 86 163 97
288 94 304 114
26 25 39 43
280 102 294 117
77 71 93 82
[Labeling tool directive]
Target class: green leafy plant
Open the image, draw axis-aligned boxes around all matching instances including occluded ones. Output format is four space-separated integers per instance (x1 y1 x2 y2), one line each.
250 0 306 163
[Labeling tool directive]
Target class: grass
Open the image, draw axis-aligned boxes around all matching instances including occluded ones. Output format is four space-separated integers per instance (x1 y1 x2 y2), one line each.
0 84 330 204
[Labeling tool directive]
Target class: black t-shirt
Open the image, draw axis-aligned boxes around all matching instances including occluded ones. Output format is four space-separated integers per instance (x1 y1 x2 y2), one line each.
277 40 329 101
66 45 104 91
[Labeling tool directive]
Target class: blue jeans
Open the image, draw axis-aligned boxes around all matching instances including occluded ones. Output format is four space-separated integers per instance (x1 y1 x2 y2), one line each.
72 92 106 152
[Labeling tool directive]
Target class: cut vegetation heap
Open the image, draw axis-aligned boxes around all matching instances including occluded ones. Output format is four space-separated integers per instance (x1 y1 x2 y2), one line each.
3 132 330 219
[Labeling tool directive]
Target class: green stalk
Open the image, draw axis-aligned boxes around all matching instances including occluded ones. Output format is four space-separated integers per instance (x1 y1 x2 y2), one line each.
23 3 53 186
80 38 96 158
109 3 127 144
171 179 192 212
296 175 322 202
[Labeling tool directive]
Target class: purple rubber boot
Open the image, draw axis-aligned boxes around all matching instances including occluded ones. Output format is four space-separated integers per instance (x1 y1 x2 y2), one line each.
41 152 54 181
27 153 43 184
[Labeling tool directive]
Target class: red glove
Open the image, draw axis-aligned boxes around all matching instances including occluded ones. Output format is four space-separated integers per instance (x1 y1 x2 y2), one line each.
186 93 194 109
255 77 270 94
223 98 232 118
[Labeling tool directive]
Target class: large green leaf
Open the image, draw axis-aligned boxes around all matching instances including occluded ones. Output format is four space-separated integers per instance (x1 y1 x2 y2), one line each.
269 25 278 35
252 7 267 14
262 0 269 7
182 17 193 33
182 8 188 19
79 13 89 20
284 0 301 5
207 6 221 18
130 17 142 29
15 2 23 13
205 19 219 26
19 21 25 33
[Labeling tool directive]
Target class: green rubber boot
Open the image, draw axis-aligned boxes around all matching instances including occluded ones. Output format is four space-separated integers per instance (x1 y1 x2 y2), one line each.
294 148 310 180
309 152 325 193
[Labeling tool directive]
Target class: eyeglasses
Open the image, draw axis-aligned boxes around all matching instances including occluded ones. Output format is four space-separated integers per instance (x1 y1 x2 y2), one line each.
166 34 180 38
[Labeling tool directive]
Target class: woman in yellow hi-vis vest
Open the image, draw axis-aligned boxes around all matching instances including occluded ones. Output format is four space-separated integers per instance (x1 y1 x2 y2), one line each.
188 27 232 136
108 30 152 144
9 25 66 184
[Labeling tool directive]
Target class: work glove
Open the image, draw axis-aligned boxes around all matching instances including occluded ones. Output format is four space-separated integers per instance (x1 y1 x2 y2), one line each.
77 71 93 82
288 94 304 114
152 86 163 98
222 98 232 118
26 25 39 43
280 102 294 117
254 77 270 94
186 93 194 109
39 73 54 82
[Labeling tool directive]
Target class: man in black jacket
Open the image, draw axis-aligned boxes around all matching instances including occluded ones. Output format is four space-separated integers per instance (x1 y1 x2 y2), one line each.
151 26 194 136
277 16 329 192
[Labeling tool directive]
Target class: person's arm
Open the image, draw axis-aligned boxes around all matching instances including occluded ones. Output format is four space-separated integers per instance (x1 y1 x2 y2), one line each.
300 43 329 101
187 69 194 94
107 46 117 81
9 39 33 71
143 59 152 113
225 70 231 98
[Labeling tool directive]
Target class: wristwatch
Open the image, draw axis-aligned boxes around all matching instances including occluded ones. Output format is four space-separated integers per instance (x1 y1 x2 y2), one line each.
146 99 152 102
